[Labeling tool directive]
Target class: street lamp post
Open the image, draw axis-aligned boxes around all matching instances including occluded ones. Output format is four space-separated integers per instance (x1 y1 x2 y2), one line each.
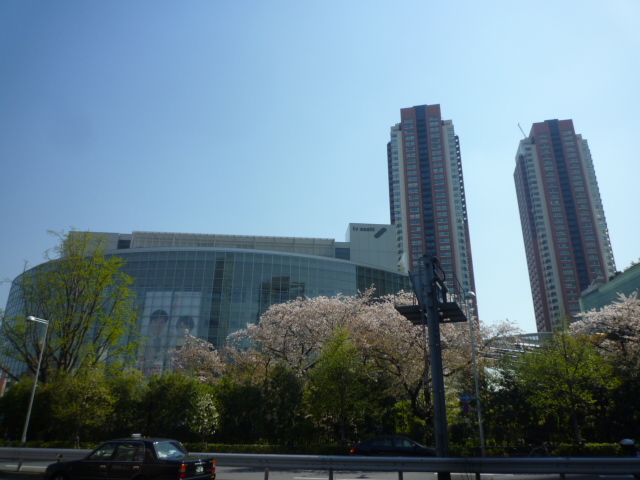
21 316 50 445
465 292 486 457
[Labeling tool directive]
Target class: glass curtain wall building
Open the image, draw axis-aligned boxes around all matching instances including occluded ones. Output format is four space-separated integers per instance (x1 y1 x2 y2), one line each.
2 226 410 379
514 119 616 332
387 104 476 297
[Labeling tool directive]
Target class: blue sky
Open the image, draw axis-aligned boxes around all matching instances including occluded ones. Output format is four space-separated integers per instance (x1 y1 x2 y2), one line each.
2 1 639 333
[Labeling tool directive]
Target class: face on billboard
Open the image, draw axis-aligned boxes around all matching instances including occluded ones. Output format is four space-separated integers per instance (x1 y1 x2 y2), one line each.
139 291 202 374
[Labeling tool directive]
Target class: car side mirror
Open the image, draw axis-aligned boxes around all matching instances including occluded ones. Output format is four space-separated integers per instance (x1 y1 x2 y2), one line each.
57 454 64 463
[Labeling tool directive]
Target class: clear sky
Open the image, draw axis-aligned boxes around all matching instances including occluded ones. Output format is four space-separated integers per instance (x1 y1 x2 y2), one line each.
1 1 639 333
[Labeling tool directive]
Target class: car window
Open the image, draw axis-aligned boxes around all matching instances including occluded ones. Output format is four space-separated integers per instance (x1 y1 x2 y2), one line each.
113 443 145 462
371 438 393 447
155 441 188 460
87 443 117 461
395 438 413 448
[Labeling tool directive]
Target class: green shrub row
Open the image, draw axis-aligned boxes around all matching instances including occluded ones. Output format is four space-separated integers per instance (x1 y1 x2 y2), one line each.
184 444 351 455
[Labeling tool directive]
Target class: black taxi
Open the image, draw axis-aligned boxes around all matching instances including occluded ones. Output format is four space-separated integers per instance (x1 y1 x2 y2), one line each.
44 435 216 480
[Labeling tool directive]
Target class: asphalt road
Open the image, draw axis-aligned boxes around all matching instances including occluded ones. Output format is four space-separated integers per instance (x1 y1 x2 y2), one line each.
0 461 637 480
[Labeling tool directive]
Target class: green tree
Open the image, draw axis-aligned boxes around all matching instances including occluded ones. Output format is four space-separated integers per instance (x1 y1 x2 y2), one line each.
1 231 139 382
48 370 115 445
0 378 34 442
261 363 306 445
214 376 264 444
511 330 618 444
485 358 557 448
142 373 202 439
103 368 147 438
304 328 374 443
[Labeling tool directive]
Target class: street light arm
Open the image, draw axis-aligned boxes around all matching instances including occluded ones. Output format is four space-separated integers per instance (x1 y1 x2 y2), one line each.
27 316 50 325
21 316 50 445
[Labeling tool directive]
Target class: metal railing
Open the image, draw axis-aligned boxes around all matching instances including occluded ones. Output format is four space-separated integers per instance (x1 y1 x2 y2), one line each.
211 452 640 475
1 448 638 478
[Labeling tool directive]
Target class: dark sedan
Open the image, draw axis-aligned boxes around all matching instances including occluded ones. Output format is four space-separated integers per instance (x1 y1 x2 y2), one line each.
44 435 215 480
350 435 437 457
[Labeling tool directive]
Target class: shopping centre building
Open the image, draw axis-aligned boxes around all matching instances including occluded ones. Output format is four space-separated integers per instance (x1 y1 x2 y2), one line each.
2 224 411 379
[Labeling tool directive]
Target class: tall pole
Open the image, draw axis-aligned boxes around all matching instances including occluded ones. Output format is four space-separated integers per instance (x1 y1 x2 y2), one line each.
409 257 450 480
423 260 450 459
21 316 50 445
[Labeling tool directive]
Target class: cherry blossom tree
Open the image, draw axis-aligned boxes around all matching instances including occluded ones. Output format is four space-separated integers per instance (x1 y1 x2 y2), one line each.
226 288 517 440
170 334 226 382
572 293 640 368
572 293 640 439
188 387 219 448
227 289 378 374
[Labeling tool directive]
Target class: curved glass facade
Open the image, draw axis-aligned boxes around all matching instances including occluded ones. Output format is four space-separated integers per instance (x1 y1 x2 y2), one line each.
3 246 410 377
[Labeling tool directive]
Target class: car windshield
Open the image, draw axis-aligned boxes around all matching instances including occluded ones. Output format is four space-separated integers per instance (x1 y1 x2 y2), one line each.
154 441 188 460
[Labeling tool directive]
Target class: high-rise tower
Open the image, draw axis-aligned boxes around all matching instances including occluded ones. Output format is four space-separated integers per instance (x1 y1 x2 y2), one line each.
514 119 616 332
387 104 476 296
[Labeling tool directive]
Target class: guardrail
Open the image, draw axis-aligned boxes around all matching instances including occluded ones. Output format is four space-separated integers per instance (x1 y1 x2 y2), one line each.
0 447 88 473
212 453 640 475
1 448 639 479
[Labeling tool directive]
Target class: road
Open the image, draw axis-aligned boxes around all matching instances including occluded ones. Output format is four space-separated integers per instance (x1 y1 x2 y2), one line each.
0 461 637 480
